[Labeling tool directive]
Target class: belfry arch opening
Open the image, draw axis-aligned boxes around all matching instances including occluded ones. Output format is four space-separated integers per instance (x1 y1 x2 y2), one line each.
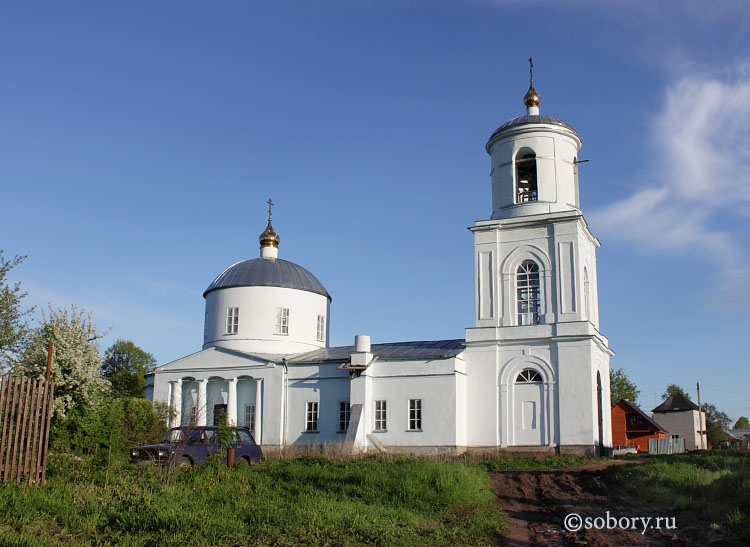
515 149 538 203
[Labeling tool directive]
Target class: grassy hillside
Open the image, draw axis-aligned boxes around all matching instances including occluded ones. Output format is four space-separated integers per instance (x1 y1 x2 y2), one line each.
0 455 504 546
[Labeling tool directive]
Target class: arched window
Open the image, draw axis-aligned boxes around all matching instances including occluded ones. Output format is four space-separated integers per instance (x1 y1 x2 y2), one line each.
583 267 590 319
517 260 541 325
516 368 542 383
516 151 538 203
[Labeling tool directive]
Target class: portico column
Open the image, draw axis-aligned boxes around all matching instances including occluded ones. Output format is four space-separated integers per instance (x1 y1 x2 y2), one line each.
254 379 262 443
227 378 238 425
197 379 207 426
170 379 182 427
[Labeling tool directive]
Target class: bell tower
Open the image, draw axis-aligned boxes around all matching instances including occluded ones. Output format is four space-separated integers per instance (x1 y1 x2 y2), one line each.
463 60 613 455
486 58 582 220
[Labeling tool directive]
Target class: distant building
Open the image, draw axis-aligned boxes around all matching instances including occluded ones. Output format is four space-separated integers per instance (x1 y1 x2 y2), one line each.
149 64 614 456
726 429 750 450
611 399 667 452
652 394 707 450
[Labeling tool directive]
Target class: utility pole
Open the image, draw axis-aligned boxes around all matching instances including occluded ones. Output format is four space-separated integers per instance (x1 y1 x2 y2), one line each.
696 382 706 450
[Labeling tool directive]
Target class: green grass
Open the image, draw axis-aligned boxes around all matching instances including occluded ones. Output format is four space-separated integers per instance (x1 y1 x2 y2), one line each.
604 451 750 542
0 454 505 546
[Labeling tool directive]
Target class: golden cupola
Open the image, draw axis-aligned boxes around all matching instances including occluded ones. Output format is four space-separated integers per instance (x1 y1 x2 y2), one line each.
259 198 280 258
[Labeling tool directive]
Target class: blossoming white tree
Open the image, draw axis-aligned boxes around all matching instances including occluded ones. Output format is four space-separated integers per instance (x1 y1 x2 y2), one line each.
16 304 110 419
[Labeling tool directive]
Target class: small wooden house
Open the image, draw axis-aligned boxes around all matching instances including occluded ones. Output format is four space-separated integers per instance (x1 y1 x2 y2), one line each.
611 399 667 453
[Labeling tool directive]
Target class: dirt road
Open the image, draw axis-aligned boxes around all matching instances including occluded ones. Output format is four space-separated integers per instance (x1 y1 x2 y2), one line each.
492 461 738 546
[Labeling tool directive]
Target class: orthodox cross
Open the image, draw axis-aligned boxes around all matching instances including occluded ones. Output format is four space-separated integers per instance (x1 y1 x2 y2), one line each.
267 198 274 222
529 57 534 86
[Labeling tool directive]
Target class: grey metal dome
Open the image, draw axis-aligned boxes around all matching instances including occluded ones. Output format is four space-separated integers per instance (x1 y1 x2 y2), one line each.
487 114 579 151
203 258 331 300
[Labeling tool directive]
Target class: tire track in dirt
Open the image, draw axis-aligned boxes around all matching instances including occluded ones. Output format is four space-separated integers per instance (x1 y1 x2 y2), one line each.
492 461 739 546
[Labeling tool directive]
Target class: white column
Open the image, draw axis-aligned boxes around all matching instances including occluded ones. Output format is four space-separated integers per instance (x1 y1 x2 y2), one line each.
227 378 238 425
197 379 207 426
254 379 262 443
170 379 182 427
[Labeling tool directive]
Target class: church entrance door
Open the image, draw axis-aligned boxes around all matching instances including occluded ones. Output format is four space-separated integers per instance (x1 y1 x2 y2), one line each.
213 404 228 426
513 383 544 445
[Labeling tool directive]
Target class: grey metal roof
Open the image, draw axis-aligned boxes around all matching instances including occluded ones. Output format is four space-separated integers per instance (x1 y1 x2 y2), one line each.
203 257 331 300
487 114 579 149
652 393 700 413
288 339 465 364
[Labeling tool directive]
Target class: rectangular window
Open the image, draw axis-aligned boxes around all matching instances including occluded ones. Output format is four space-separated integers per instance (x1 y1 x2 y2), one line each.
374 400 387 431
316 314 325 342
339 401 351 432
244 404 255 432
306 402 319 432
275 307 289 335
408 399 422 431
226 307 239 334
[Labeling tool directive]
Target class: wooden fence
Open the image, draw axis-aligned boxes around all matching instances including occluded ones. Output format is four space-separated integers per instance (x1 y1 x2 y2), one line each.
0 374 55 484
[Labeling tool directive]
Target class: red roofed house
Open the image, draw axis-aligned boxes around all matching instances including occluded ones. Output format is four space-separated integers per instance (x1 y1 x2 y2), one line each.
611 399 667 453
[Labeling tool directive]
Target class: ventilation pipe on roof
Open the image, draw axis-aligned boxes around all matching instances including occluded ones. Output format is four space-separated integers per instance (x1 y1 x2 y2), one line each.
355 335 371 353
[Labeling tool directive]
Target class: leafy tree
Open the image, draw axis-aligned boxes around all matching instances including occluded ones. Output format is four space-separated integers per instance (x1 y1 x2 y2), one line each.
733 416 750 429
101 339 157 398
609 367 640 407
703 403 731 446
0 251 35 370
15 304 110 419
662 384 688 400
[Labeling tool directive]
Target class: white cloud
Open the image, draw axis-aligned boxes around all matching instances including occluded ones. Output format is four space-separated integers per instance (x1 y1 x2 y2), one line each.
589 68 750 274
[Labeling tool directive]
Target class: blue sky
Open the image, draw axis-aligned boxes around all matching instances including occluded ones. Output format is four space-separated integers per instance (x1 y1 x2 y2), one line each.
2 1 748 420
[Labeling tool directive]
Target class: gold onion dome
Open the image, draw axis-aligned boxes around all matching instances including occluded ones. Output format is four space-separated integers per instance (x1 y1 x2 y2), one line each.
524 85 540 108
259 198 280 248
259 220 279 247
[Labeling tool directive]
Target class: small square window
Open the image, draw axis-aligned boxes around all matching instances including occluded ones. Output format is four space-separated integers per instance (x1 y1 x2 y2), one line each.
306 402 318 432
374 400 387 431
226 307 239 334
316 314 325 342
339 401 350 432
408 399 422 431
275 307 289 335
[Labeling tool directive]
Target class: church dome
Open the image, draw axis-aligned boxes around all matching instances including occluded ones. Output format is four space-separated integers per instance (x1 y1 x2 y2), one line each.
203 257 331 300
486 114 579 152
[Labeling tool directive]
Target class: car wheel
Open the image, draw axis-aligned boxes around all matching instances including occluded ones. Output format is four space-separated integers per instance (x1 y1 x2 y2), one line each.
178 456 192 467
234 456 250 469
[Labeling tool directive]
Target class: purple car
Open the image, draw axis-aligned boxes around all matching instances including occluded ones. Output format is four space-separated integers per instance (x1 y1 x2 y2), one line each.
129 426 263 467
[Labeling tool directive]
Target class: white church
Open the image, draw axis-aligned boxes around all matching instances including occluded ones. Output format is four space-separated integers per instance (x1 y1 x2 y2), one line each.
149 67 614 455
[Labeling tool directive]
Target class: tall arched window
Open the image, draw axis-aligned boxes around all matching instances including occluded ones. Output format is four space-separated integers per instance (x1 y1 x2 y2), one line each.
517 260 541 325
516 151 538 203
583 267 590 319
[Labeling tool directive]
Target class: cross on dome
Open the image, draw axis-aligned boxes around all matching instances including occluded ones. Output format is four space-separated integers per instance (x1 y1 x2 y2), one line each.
259 198 280 255
524 57 540 112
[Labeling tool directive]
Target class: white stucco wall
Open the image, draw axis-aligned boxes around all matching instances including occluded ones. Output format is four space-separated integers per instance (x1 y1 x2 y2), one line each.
652 410 706 450
203 286 330 354
285 363 351 445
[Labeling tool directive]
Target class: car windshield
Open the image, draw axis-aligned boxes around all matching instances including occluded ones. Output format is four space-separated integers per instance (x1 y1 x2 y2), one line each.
163 429 185 443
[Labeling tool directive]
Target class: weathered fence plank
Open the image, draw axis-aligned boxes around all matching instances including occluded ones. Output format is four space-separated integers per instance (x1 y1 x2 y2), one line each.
0 374 54 485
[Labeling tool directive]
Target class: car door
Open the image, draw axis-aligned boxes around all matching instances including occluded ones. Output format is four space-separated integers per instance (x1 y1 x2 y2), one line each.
236 428 262 464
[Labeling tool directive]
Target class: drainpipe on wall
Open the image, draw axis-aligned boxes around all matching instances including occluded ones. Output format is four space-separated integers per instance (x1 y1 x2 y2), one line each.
281 357 288 447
